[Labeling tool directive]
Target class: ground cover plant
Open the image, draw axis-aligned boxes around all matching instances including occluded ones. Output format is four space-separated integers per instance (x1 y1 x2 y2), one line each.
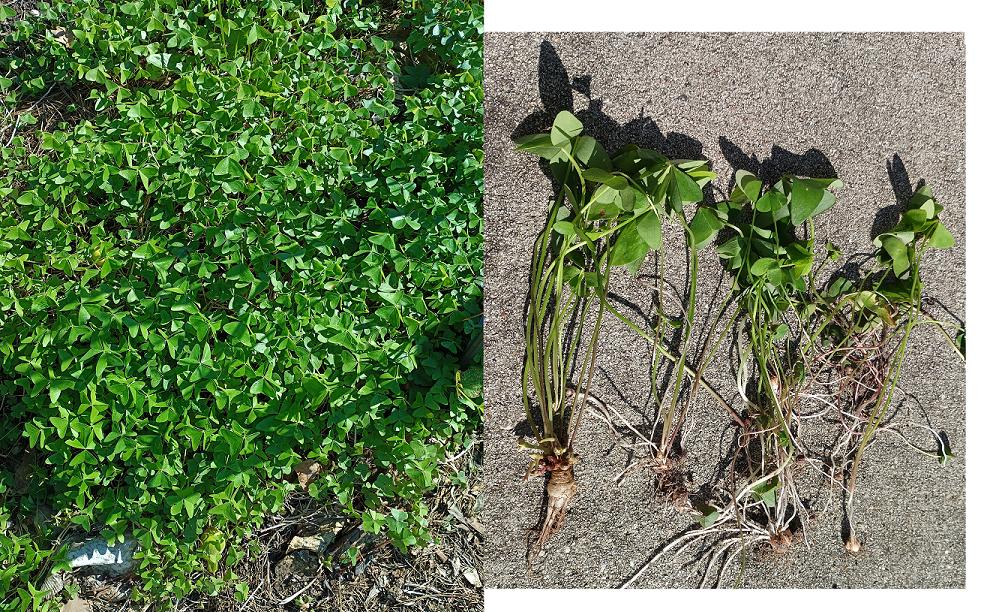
513 110 721 561
0 0 482 608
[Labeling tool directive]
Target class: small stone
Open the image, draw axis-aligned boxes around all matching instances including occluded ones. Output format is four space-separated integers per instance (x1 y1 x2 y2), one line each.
286 532 334 555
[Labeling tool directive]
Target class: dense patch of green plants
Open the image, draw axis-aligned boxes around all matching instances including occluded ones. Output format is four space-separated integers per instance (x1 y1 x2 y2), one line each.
0 0 482 606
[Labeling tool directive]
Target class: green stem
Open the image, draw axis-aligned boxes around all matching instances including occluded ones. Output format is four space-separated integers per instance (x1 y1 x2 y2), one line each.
846 246 926 497
601 297 742 426
568 266 611 450
648 243 667 442
673 297 739 442
659 214 698 452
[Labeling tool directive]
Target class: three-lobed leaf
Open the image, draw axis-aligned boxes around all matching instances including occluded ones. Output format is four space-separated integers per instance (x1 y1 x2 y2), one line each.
572 135 612 171
735 169 763 203
637 210 663 250
790 177 824 225
929 222 955 249
515 133 567 161
610 219 649 267
669 165 704 210
879 234 911 277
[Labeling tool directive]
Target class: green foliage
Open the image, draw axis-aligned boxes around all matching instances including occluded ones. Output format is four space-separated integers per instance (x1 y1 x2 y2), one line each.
824 185 954 338
873 184 954 279
695 501 720 529
718 173 842 325
1 471 70 612
751 476 779 508
0 0 482 604
716 169 842 500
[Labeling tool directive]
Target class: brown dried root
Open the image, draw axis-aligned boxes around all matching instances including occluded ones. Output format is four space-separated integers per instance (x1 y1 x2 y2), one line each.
768 528 794 553
653 453 691 512
528 461 577 566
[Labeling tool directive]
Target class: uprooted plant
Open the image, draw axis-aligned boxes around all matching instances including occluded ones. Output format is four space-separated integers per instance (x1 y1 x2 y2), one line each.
622 170 963 588
513 110 719 561
591 145 726 504
626 171 844 587
808 183 959 553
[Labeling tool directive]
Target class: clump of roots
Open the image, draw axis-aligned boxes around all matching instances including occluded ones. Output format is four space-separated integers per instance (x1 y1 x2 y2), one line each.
622 412 810 588
811 326 895 549
820 329 893 446
622 493 803 589
527 454 578 566
677 501 800 587
653 452 691 512
768 527 794 553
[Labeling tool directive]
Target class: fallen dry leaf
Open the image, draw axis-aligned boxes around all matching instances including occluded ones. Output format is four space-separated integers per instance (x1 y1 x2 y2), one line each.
61 599 93 612
50 27 74 48
292 459 322 490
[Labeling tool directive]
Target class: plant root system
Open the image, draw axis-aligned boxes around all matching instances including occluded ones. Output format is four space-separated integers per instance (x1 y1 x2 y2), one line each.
528 459 577 566
653 453 691 512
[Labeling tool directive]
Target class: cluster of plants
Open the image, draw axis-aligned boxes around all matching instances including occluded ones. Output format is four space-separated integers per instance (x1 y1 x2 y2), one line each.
0 0 482 607
514 111 721 560
514 111 961 585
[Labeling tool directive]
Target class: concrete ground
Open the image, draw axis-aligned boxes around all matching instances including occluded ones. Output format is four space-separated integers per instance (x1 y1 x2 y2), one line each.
482 33 965 588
